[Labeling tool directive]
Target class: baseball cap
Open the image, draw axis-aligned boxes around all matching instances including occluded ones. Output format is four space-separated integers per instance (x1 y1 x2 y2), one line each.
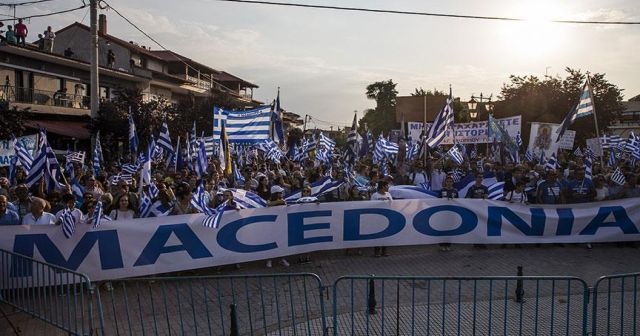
270 185 285 194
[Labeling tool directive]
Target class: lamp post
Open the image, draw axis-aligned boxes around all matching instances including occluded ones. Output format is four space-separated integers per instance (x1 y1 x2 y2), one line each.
467 93 494 120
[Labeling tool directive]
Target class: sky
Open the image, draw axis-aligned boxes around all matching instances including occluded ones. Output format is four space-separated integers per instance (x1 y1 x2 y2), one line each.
8 0 640 129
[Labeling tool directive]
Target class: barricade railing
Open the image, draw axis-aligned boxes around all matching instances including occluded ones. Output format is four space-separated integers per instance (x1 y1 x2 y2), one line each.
332 274 590 336
95 272 327 336
0 248 104 336
592 272 640 336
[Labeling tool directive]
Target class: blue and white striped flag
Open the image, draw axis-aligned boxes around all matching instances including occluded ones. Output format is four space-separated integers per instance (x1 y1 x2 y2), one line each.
225 188 267 208
121 163 139 175
406 142 419 161
93 131 103 176
14 138 33 171
92 200 112 229
190 182 215 215
139 191 153 218
515 131 523 148
319 132 336 150
195 139 208 179
128 109 139 155
157 121 174 154
556 78 595 141
584 154 593 182
573 147 583 157
203 202 229 228
426 97 454 148
545 153 557 171
488 182 506 200
61 208 76 239
345 113 359 164
447 145 465 165
214 105 271 144
608 151 617 167
285 176 344 202
611 167 626 185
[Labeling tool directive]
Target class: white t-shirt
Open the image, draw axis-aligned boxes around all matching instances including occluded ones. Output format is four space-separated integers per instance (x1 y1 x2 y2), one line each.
109 209 136 220
505 190 528 203
22 212 56 225
370 192 393 201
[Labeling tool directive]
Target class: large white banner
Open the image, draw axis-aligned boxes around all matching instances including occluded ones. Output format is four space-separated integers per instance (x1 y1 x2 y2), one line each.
408 116 521 145
527 123 575 159
2 199 640 283
0 134 37 167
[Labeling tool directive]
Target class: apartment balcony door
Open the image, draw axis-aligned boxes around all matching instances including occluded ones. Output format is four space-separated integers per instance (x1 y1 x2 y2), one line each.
15 70 34 103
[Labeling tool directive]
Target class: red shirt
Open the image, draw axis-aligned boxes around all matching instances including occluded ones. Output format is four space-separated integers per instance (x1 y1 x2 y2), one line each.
15 23 27 37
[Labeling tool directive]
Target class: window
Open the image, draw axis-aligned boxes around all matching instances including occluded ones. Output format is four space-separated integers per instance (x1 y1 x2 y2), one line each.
99 86 110 100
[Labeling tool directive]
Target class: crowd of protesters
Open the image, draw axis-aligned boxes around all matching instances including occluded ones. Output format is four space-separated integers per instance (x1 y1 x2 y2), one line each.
1 141 639 262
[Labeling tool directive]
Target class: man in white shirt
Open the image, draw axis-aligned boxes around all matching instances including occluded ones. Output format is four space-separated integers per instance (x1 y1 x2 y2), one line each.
54 194 83 225
370 180 393 201
22 197 56 225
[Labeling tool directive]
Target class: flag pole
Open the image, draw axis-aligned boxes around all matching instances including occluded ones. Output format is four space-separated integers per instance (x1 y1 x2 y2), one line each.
587 74 605 168
423 95 427 168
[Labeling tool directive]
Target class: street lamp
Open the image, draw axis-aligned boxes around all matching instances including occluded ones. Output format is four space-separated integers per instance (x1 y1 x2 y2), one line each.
467 93 493 120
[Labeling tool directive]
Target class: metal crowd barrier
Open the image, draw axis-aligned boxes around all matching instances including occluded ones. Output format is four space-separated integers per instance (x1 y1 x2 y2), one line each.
592 272 640 336
0 248 104 336
96 272 327 336
332 274 590 336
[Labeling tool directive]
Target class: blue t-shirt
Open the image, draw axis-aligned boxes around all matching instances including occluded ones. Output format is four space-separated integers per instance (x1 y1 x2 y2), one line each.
0 209 20 225
538 181 563 204
566 179 594 203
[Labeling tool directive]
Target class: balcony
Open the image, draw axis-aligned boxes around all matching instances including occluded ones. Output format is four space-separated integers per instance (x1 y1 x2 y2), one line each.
0 86 90 116
185 75 212 90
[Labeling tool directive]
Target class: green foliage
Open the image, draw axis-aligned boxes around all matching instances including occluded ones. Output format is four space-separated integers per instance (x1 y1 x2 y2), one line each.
496 68 624 147
0 103 29 139
360 80 398 135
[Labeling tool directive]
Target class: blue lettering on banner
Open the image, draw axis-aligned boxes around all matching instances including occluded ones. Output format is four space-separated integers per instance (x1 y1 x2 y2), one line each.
12 231 123 276
288 211 333 246
487 207 546 236
579 206 638 235
413 205 477 236
556 208 575 235
217 215 279 253
134 224 212 266
343 208 405 241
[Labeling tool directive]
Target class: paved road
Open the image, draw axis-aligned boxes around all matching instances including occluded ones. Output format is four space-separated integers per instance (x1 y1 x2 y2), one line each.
2 243 639 335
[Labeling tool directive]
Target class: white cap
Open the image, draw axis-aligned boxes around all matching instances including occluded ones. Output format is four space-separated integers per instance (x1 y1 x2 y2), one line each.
270 185 285 194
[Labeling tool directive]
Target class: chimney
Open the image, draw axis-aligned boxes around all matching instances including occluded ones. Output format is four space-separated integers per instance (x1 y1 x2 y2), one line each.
98 14 107 35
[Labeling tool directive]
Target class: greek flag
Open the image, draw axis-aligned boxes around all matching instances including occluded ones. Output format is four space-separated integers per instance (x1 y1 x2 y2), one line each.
406 142 419 161
469 143 478 159
573 147 583 157
556 79 595 141
157 121 173 154
203 202 229 228
61 208 76 239
584 147 595 160
14 138 33 171
259 139 284 163
359 127 372 157
149 201 173 217
524 149 534 162
148 181 159 199
70 178 85 203
128 110 139 155
389 185 439 199
108 173 133 186
285 176 344 202
611 167 626 185
93 131 103 176
624 132 640 154
272 91 285 146
316 148 331 165
545 153 557 171
451 169 462 183
25 130 64 191
190 182 215 215
319 132 336 150
65 151 85 165
515 131 523 148
585 154 593 182
233 161 245 184
92 200 112 229
8 155 17 184
345 113 359 164
121 163 139 174
539 151 546 165
224 188 267 208
195 139 208 179
426 97 454 148
139 191 153 218
488 115 518 154
214 106 271 144
601 134 623 150
608 151 617 167
487 182 506 200
447 145 465 165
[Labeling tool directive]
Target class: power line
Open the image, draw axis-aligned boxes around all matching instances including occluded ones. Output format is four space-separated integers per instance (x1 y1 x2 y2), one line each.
0 3 86 21
214 0 640 25
0 0 58 7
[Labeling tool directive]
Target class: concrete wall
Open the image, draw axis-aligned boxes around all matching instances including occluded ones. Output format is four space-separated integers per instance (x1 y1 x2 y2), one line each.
53 26 132 71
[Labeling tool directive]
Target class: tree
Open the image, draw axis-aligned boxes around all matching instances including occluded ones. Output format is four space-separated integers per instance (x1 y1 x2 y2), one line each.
496 68 624 147
0 103 29 139
410 88 469 123
360 80 398 135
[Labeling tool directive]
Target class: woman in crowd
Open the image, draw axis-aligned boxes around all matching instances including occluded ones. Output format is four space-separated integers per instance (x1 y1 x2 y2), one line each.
109 194 136 220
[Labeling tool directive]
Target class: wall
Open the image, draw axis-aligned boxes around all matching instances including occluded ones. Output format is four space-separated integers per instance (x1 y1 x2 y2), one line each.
53 26 132 71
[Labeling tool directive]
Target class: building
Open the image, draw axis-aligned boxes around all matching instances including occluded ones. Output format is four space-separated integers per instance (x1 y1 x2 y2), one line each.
609 95 640 138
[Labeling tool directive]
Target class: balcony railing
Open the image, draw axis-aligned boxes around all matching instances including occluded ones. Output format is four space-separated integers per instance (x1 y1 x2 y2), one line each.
0 86 90 109
185 75 212 90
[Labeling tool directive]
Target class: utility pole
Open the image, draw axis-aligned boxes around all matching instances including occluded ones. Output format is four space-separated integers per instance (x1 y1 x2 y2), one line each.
89 0 99 121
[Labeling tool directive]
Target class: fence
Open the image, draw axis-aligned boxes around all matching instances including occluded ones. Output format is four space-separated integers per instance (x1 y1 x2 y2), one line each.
0 86 90 109
592 272 640 336
96 273 326 336
332 274 589 335
1 247 639 335
0 248 103 336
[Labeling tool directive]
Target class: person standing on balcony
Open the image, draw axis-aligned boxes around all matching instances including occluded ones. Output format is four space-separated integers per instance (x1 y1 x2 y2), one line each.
5 25 16 45
14 19 27 47
43 26 55 53
107 49 115 68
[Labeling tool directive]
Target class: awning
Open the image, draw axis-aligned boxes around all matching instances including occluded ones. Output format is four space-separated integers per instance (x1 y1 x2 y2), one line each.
24 120 91 139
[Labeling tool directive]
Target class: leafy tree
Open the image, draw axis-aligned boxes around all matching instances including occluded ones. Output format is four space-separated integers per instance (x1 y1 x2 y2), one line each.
496 68 624 146
410 88 468 123
0 103 29 138
359 80 399 135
